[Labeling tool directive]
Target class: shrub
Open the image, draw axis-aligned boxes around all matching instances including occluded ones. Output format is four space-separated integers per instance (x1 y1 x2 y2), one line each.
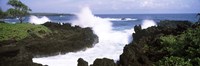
154 56 192 66
0 23 51 41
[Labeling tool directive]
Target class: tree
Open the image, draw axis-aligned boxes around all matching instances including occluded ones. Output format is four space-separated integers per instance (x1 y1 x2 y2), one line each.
197 13 200 22
0 8 6 19
7 0 31 23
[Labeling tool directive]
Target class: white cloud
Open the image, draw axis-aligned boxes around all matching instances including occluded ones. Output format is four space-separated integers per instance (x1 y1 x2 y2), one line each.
18 0 200 13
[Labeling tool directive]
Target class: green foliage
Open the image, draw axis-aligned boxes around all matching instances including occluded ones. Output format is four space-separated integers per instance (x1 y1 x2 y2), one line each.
159 26 200 56
0 23 51 41
0 8 7 19
155 56 192 66
128 20 200 66
182 27 200 58
159 35 186 55
7 0 31 23
156 26 200 66
191 57 200 66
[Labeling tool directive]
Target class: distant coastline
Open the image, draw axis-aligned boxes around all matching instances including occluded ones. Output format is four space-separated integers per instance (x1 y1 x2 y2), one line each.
30 13 75 16
30 13 197 16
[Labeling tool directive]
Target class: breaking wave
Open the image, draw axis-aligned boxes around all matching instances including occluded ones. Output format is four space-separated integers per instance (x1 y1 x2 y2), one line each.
29 16 50 25
104 18 137 21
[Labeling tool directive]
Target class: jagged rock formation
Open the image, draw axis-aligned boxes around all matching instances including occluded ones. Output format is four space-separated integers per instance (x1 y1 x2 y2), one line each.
91 58 117 66
0 22 98 66
78 58 88 66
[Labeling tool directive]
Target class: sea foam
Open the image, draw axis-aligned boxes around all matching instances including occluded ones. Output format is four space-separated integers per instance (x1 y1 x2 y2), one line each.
29 16 50 24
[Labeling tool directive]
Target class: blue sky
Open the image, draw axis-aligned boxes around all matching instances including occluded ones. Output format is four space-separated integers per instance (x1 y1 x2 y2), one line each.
0 0 200 14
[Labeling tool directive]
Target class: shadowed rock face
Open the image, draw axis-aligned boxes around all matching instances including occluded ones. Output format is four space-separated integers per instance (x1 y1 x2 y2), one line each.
119 44 152 66
78 58 88 66
0 22 98 66
0 46 43 66
77 58 117 66
91 58 117 66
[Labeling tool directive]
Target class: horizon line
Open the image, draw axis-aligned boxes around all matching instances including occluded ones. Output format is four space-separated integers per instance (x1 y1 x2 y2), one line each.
30 12 198 15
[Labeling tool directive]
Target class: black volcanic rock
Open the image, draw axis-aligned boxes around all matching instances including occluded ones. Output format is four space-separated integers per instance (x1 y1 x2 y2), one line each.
0 22 98 66
0 46 42 66
119 44 152 66
78 58 88 66
19 22 98 57
91 58 117 66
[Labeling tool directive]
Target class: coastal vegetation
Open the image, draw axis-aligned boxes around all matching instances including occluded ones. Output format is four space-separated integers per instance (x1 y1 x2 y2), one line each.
0 8 7 19
0 22 51 41
116 20 200 66
5 0 31 23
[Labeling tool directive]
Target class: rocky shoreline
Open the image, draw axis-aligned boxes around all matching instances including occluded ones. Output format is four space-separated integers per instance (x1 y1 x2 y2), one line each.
1 20 200 66
0 22 98 66
78 20 200 66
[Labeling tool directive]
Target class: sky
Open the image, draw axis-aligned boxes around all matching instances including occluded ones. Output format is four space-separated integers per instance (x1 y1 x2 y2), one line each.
0 0 200 14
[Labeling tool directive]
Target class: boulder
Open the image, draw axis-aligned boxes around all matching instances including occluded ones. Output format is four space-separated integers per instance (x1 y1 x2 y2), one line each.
119 44 152 66
91 58 117 66
78 58 88 66
0 46 42 66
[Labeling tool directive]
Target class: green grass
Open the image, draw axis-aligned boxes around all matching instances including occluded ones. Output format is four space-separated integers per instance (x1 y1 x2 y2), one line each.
0 22 51 41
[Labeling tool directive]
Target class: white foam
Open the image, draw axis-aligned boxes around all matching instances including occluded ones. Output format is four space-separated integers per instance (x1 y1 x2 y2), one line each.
103 18 122 21
125 18 137 21
104 18 137 21
29 16 51 25
141 20 157 29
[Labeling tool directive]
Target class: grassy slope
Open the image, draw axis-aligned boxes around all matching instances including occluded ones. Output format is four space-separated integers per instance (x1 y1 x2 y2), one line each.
0 22 51 41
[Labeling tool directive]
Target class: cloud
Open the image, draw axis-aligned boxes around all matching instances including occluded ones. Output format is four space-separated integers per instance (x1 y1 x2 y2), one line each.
2 0 200 13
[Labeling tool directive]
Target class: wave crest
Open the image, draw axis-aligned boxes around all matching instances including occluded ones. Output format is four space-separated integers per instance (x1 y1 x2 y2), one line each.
104 18 137 21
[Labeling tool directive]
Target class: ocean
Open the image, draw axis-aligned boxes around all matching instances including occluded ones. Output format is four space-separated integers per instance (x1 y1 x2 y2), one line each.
4 9 198 66
4 13 198 31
